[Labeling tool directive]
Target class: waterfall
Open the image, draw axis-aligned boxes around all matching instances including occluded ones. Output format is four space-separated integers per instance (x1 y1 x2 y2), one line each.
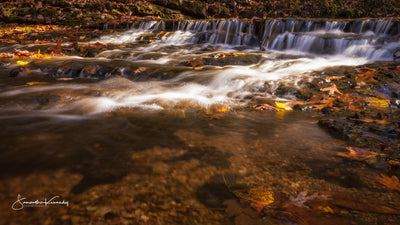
102 18 399 60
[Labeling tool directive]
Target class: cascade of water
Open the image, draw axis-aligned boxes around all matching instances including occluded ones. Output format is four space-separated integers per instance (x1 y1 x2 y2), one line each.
102 18 398 60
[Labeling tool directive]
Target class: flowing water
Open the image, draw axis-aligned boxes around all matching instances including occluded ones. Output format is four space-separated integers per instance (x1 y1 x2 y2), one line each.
0 19 399 224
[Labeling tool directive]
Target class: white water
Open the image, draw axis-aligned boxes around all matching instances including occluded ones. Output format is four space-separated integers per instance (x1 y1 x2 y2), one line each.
2 19 396 115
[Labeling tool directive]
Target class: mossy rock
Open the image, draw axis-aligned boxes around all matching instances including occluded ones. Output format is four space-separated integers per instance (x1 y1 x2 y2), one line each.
45 0 69 7
41 9 56 17
16 8 35 17
7 15 23 23
182 1 207 19
1 8 13 17
60 19 83 26
129 4 154 17
83 14 102 20
219 7 231 18
85 2 104 11
105 2 114 11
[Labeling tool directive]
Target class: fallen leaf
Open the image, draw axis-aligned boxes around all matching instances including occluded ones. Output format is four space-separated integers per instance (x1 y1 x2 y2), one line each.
185 60 203 67
320 83 343 96
388 160 400 166
375 174 400 193
317 206 334 214
350 118 389 125
133 67 147 74
16 60 29 66
194 66 204 70
236 188 274 211
365 97 389 108
253 104 278 112
322 191 400 214
275 102 292 111
56 78 74 81
26 81 48 85
355 68 378 83
326 76 344 81
217 107 228 112
336 147 378 160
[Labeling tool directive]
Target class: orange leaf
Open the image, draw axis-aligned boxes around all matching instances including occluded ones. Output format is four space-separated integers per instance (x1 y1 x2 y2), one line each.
217 107 228 113
336 147 378 160
375 174 400 192
388 160 400 166
355 68 378 83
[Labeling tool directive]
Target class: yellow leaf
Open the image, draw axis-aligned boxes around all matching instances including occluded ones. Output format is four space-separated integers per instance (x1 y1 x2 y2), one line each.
217 107 228 112
365 97 388 108
26 82 48 85
236 188 274 211
318 206 334 214
275 102 292 111
194 66 204 70
17 60 29 66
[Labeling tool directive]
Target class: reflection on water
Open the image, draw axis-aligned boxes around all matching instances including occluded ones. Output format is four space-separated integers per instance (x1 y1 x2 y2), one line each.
0 111 398 224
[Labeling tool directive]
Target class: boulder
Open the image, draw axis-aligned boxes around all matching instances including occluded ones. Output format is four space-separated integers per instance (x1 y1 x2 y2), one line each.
182 1 207 19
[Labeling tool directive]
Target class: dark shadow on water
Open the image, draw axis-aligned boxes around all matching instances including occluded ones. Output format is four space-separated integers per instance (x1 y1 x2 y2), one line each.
196 175 236 208
165 148 232 169
0 112 235 193
304 159 366 189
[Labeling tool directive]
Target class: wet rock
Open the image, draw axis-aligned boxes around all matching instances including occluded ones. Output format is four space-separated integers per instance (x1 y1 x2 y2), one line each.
49 65 82 78
275 85 301 100
9 67 29 77
377 128 400 139
203 54 262 66
36 14 44 23
79 65 113 79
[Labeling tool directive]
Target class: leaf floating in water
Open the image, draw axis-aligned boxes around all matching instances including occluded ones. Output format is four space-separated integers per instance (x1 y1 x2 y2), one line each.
275 102 292 111
322 191 400 214
217 107 228 113
26 81 48 85
388 160 400 166
56 78 74 81
320 83 343 96
133 67 147 74
355 68 378 83
236 188 274 211
253 104 278 112
326 76 345 81
194 66 204 70
336 147 378 160
317 206 334 214
375 174 400 193
365 97 389 108
16 60 29 66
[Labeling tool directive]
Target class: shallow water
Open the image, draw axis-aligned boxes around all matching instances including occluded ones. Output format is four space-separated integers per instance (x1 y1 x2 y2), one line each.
0 20 399 224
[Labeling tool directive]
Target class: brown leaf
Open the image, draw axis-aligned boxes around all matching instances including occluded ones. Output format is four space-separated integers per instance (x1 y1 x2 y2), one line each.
322 191 400 214
253 104 278 112
320 83 343 96
355 68 378 83
375 174 400 193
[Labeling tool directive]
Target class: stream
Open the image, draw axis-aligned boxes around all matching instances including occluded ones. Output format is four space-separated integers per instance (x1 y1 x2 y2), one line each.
0 18 399 224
